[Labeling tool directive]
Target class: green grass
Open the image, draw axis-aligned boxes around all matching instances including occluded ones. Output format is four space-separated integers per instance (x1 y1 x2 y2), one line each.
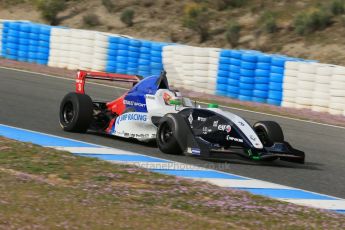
0 137 344 229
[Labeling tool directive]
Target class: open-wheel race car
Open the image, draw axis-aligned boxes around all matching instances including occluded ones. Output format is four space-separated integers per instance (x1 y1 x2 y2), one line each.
59 70 305 163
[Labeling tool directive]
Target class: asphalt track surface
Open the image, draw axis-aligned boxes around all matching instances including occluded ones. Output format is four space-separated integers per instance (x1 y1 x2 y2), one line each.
1 67 345 199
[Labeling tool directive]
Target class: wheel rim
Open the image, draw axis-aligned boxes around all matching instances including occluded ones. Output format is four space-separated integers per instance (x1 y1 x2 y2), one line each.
159 122 173 144
62 102 74 124
256 128 269 146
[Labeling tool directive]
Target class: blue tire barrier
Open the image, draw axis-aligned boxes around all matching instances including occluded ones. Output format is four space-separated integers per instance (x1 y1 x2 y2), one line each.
269 82 283 91
139 65 150 71
267 99 281 106
118 38 130 45
230 58 241 66
127 62 139 68
28 46 37 52
227 78 239 86
218 70 228 78
270 73 284 83
239 82 255 90
8 30 19 38
218 63 230 71
150 56 162 63
116 56 128 63
138 70 151 77
40 26 51 35
9 22 21 30
227 85 240 93
37 53 49 60
29 33 39 40
241 61 256 70
256 62 271 70
7 36 18 44
127 68 138 74
257 55 272 63
107 50 117 57
150 50 162 58
229 72 240 80
254 83 269 91
20 24 31 32
252 97 267 103
240 76 255 84
19 32 30 39
38 40 50 47
8 54 18 60
129 39 141 47
221 50 232 58
140 54 151 60
38 47 49 54
150 62 163 69
28 52 37 59
268 90 283 100
255 77 270 84
219 58 231 65
239 89 253 97
271 57 286 67
241 53 257 62
30 25 40 34
240 69 255 77
217 77 228 84
29 40 39 46
140 47 151 53
109 43 118 50
39 34 50 42
117 50 128 56
129 46 140 52
238 95 252 101
229 65 240 73
253 90 268 98
106 66 117 73
109 36 119 44
217 84 227 91
226 92 238 98
271 66 284 74
117 44 128 50
140 41 152 48
106 60 116 66
18 51 27 58
231 50 242 59
116 63 127 69
128 57 139 63
255 69 270 77
116 68 127 74
7 43 18 49
18 45 29 51
138 59 150 65
128 51 140 58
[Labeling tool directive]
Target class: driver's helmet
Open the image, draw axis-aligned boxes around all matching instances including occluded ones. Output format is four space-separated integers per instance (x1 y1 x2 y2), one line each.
162 90 181 105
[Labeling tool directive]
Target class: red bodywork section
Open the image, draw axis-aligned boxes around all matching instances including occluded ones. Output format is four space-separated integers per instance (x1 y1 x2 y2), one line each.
75 70 140 113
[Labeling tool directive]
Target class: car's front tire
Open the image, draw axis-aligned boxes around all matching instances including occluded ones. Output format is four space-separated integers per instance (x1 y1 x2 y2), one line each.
59 92 93 132
156 114 183 155
253 121 284 147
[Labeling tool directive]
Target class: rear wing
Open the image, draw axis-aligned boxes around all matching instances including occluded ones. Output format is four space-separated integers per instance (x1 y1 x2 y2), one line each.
75 70 141 94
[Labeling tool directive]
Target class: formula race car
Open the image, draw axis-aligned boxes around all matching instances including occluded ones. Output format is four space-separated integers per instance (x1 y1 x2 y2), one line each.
59 70 305 163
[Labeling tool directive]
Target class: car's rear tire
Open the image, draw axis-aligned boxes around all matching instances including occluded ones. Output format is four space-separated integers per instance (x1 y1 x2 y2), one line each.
59 92 93 132
253 121 284 147
156 115 183 155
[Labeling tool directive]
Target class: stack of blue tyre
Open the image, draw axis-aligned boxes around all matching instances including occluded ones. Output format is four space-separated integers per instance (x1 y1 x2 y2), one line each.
149 42 165 76
226 50 242 98
216 50 231 96
1 21 51 65
1 21 10 58
238 51 258 101
267 55 288 106
137 40 152 77
106 36 119 73
126 39 141 75
253 54 272 103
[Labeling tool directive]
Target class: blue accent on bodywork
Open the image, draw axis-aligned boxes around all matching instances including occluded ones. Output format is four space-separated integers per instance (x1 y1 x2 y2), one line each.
124 75 161 112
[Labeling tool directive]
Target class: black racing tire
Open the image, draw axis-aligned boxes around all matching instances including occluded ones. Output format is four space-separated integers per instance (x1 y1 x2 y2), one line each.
59 92 93 132
156 114 183 155
253 121 284 147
